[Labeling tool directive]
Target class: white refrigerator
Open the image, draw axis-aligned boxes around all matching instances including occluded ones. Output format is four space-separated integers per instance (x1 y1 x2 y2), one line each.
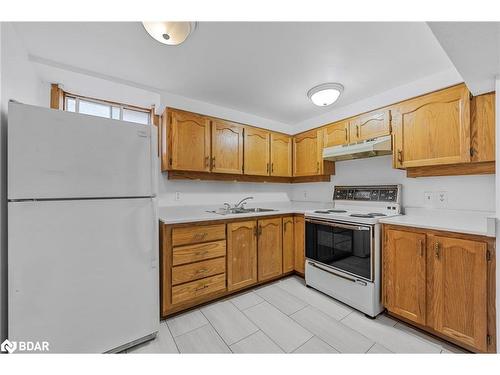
7 102 159 353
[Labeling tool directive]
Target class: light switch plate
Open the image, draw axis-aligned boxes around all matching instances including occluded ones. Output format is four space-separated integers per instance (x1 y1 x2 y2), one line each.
175 192 181 201
423 191 433 208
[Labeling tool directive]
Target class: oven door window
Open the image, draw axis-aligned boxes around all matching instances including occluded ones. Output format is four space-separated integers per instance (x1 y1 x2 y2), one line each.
306 221 372 280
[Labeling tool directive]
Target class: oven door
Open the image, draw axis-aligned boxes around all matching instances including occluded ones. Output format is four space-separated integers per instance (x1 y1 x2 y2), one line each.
305 219 374 281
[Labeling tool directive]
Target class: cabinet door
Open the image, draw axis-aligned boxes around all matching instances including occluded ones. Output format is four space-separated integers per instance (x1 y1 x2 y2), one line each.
293 216 305 274
211 119 244 174
350 109 391 143
293 130 322 176
227 221 258 291
323 120 349 147
470 92 495 163
244 127 270 176
168 109 211 171
270 133 292 177
282 216 294 273
383 228 427 325
392 84 471 168
428 235 488 351
257 218 283 281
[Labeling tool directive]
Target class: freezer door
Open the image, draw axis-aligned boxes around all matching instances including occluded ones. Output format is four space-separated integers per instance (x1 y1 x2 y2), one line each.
8 102 155 200
8 198 159 353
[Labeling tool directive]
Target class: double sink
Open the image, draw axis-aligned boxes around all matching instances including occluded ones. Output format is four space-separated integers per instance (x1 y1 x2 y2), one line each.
207 207 277 215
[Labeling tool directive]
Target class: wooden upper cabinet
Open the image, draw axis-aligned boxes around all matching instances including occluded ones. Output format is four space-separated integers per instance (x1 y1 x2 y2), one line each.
294 216 305 274
270 133 292 177
350 109 391 143
167 109 211 172
227 221 258 292
293 130 323 176
427 234 488 352
470 92 495 163
244 127 270 176
323 120 349 148
282 216 294 273
392 84 471 168
257 218 283 282
383 228 427 325
211 119 244 174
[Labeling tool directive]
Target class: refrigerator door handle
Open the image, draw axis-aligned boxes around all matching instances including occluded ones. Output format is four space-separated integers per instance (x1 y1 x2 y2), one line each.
151 198 159 268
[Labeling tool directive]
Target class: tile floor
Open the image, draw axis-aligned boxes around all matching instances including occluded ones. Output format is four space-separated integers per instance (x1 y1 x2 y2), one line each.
127 276 468 354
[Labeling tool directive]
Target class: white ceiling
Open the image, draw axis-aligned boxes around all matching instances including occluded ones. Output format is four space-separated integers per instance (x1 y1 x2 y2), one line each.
13 22 455 125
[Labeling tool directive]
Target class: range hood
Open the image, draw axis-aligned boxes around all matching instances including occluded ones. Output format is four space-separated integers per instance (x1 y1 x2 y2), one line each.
323 135 392 162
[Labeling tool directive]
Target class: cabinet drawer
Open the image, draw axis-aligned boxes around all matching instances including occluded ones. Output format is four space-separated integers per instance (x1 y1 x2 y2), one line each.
172 240 227 266
172 274 226 305
172 224 226 246
172 257 226 285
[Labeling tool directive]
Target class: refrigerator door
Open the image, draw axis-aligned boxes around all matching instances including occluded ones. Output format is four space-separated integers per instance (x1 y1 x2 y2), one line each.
8 198 159 353
8 102 155 200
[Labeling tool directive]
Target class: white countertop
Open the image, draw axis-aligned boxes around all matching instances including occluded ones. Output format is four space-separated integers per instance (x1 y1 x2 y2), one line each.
379 207 496 238
159 201 334 224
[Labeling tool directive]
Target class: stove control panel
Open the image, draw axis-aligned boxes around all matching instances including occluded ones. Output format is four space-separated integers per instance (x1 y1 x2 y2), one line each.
333 185 401 203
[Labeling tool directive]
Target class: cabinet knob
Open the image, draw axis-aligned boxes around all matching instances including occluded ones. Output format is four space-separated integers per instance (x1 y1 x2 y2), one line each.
434 242 440 259
397 150 403 163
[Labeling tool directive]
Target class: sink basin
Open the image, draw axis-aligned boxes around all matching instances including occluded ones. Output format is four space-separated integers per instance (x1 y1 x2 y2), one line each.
207 207 277 215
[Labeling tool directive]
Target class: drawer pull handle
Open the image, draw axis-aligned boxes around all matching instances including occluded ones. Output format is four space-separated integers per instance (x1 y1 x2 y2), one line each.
193 232 208 241
197 268 208 274
434 242 440 259
195 285 209 291
195 250 209 257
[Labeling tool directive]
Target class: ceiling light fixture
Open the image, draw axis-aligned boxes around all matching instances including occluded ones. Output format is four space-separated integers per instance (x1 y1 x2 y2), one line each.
142 22 197 46
307 83 344 107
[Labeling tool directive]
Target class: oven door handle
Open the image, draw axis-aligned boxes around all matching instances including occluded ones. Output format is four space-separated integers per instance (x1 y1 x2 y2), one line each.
308 261 368 286
305 219 371 231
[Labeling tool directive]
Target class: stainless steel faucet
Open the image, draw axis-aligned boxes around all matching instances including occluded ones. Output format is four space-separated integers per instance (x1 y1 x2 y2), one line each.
234 196 254 208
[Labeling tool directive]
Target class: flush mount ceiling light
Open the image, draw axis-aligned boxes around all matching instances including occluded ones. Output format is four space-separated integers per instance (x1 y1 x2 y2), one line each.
142 22 197 46
307 83 344 107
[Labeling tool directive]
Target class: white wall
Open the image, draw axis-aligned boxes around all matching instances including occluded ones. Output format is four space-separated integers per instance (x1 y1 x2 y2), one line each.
291 155 495 212
0 22 47 342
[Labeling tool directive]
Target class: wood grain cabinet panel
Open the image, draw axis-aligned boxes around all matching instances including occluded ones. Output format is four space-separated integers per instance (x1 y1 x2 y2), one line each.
294 216 305 274
257 218 283 281
171 274 226 305
349 109 391 143
167 109 211 172
172 224 226 246
172 257 226 285
293 130 323 176
244 127 270 176
227 221 258 291
323 120 349 147
172 240 227 266
470 92 495 163
282 216 295 273
383 228 427 325
270 133 293 177
392 84 471 168
211 119 244 174
427 235 488 352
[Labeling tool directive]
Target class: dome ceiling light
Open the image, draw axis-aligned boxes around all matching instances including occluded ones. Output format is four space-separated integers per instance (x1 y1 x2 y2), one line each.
307 83 344 107
142 22 197 46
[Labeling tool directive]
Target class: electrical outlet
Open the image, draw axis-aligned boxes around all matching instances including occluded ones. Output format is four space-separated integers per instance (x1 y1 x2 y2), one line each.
436 191 448 208
303 191 308 200
174 192 181 201
423 191 433 208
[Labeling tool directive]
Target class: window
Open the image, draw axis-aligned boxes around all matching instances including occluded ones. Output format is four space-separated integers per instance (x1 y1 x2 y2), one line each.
64 94 151 125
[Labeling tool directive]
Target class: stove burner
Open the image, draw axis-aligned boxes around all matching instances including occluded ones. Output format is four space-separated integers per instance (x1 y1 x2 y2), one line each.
349 214 374 218
327 209 347 213
368 213 387 217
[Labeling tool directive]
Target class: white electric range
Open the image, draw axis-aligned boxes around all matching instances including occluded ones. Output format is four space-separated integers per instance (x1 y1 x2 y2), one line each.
304 185 402 317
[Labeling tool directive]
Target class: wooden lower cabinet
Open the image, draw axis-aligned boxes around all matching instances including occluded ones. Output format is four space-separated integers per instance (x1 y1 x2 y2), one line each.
282 216 295 273
162 214 306 317
257 218 283 281
382 224 496 353
294 216 305 274
227 220 258 291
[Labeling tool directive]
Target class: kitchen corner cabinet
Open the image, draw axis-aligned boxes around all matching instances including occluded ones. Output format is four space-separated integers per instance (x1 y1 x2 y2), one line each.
293 130 324 176
166 108 211 172
282 216 295 273
270 133 293 177
294 216 305 275
227 220 258 291
392 84 471 168
323 120 349 147
211 119 244 174
470 92 495 162
382 224 496 353
257 218 283 281
349 109 391 143
244 127 270 176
